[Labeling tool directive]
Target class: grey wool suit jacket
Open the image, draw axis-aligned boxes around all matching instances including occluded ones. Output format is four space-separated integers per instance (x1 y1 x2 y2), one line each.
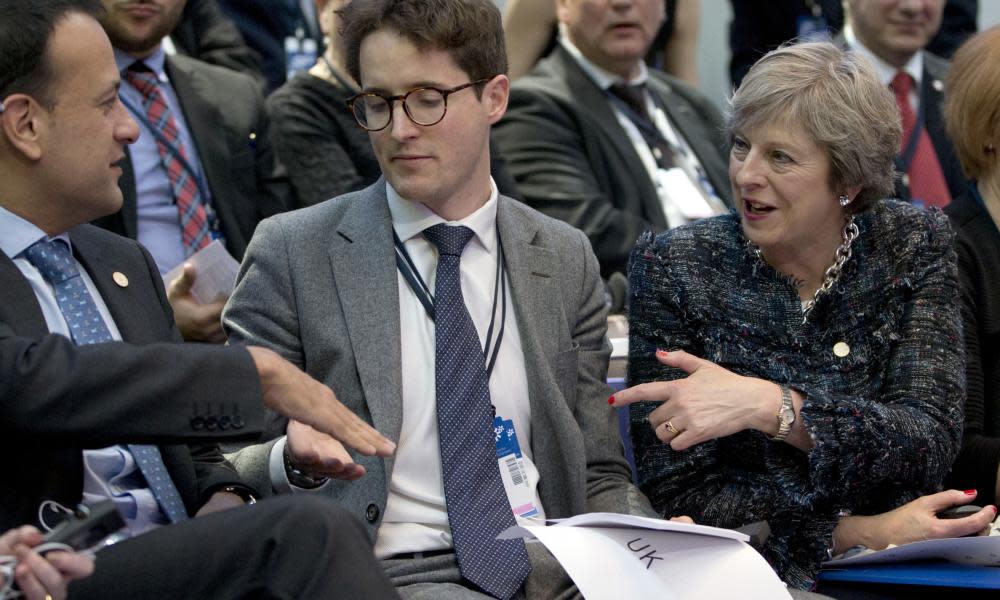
223 179 654 538
494 45 731 280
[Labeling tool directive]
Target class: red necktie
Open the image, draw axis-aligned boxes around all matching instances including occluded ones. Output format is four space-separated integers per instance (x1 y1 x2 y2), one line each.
125 64 212 255
890 71 951 208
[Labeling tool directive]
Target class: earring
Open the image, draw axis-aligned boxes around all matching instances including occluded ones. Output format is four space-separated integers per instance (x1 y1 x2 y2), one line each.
838 195 851 207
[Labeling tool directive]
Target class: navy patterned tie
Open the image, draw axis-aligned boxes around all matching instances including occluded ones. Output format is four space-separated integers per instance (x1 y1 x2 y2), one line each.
24 239 189 524
422 224 531 599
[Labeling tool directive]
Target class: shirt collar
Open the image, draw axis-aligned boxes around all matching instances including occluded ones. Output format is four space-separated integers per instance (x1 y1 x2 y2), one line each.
0 206 72 260
843 24 923 88
558 32 649 90
386 178 499 254
114 44 168 82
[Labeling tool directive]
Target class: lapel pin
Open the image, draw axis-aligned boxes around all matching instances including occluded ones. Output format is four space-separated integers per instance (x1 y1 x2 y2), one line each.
932 79 943 92
833 341 850 358
113 272 129 288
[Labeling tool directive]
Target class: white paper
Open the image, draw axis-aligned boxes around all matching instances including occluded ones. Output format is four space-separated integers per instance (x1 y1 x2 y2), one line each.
162 240 239 304
823 535 1000 567
501 512 790 600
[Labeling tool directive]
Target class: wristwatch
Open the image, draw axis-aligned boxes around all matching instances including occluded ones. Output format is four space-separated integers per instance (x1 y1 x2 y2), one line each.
283 444 330 489
769 384 795 441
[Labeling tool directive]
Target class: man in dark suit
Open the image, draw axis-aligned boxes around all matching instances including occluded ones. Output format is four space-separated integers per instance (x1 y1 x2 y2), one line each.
170 0 266 90
0 2 396 597
92 0 291 343
494 0 730 281
843 0 966 208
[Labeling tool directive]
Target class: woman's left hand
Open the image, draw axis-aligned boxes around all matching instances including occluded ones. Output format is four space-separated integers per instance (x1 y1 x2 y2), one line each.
611 349 778 450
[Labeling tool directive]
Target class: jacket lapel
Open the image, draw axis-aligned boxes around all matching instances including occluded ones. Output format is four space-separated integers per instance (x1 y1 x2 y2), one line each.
0 253 49 337
550 47 666 228
69 227 158 344
328 184 403 473
165 57 239 239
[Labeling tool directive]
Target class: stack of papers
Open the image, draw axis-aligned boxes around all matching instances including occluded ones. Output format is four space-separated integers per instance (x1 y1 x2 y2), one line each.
501 512 790 599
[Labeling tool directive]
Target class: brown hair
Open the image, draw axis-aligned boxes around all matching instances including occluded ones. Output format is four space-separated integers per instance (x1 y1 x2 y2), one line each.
945 25 1000 180
727 41 902 213
338 0 507 92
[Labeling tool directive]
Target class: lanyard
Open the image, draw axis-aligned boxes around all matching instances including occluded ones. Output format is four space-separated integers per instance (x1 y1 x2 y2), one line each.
605 89 675 155
393 227 507 378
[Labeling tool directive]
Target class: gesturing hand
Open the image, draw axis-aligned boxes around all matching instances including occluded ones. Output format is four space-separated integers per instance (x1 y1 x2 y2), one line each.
611 349 777 451
247 346 396 458
286 419 368 480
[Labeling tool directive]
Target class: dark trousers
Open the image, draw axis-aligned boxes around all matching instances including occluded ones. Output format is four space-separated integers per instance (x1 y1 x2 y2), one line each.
70 495 399 599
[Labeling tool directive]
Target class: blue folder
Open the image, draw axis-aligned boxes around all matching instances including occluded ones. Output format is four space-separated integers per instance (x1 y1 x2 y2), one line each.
819 562 1000 589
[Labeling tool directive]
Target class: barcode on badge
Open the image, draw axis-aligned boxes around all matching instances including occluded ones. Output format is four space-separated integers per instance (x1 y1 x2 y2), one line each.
504 455 525 486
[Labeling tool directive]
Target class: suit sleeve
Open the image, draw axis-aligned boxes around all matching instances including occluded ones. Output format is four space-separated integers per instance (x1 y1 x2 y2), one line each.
494 87 658 277
0 334 264 446
250 80 295 221
570 229 656 517
222 216 303 495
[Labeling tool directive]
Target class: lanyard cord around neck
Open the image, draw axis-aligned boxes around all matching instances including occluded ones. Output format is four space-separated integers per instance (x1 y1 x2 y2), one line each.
393 225 506 378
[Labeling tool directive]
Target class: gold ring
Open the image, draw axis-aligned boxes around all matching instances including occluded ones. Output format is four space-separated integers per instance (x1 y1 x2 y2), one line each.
45 595 53 600
665 420 679 434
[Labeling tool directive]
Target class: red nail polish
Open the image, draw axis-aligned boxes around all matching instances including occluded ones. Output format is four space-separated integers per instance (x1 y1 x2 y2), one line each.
608 395 616 405
656 349 668 357
964 489 977 495
992 506 997 514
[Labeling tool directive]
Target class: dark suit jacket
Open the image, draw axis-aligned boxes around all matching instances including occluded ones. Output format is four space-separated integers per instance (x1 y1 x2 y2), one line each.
945 188 1000 505
0 225 265 531
171 0 266 91
494 45 730 279
94 53 291 263
895 51 968 204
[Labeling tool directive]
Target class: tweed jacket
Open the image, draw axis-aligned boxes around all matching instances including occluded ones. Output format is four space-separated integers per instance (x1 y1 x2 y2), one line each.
627 200 964 588
223 179 654 539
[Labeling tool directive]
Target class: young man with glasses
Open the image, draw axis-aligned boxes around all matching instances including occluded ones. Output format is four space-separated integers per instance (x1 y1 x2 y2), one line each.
223 0 657 598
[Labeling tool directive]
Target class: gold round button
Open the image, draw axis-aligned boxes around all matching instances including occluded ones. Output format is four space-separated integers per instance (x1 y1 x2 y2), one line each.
113 272 129 288
833 341 850 358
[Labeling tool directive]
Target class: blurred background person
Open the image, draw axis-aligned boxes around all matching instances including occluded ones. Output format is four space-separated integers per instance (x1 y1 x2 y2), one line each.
268 0 522 207
495 0 729 286
943 25 1000 507
504 0 701 84
729 0 977 89
612 42 983 589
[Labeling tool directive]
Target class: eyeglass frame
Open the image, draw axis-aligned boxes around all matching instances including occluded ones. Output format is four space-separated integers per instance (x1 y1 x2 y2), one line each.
346 77 494 132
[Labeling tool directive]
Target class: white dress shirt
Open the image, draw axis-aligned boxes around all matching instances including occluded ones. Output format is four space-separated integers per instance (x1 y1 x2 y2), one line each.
558 34 726 226
843 24 924 111
373 179 545 558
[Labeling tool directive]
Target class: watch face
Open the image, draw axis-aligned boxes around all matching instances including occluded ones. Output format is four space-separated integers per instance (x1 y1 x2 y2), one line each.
780 407 795 422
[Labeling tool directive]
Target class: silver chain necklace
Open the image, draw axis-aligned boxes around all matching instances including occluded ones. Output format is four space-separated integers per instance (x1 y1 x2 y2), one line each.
748 214 859 323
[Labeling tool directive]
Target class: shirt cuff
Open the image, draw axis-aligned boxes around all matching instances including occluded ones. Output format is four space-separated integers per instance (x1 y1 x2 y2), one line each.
268 436 332 494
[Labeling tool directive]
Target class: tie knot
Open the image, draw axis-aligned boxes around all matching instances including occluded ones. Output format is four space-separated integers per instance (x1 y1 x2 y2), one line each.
890 71 913 97
125 63 159 98
608 82 649 117
423 224 475 257
23 239 79 285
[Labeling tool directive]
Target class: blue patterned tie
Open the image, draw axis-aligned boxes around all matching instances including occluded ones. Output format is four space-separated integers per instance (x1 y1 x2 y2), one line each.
24 239 189 524
422 224 531 599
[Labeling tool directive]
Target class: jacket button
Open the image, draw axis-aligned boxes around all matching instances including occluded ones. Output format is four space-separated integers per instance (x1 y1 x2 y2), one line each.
190 416 204 430
231 416 245 430
218 415 231 430
365 503 380 523
204 416 218 431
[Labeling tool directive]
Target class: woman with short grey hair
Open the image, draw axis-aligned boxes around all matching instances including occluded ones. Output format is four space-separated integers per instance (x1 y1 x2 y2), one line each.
612 41 990 588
